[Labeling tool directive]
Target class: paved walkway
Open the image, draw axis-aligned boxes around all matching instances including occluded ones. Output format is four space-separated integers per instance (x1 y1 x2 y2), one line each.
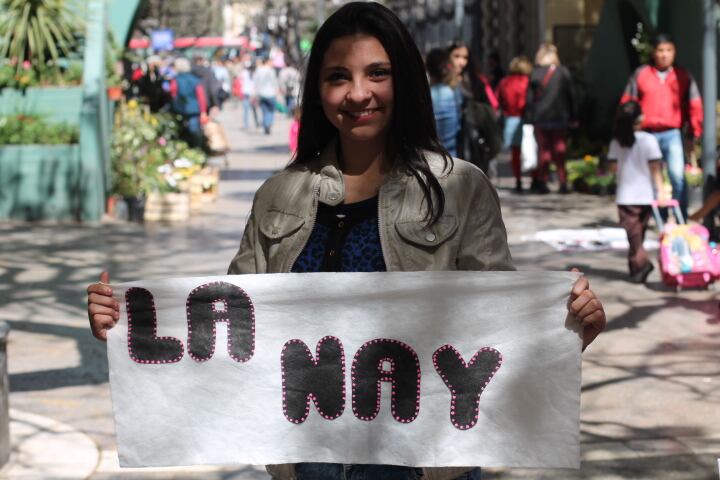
1 106 719 479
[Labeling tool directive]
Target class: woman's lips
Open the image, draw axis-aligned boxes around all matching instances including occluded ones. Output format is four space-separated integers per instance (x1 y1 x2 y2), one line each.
343 108 382 122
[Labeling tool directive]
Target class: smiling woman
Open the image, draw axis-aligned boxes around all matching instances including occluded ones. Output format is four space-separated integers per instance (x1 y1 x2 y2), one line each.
86 2 607 479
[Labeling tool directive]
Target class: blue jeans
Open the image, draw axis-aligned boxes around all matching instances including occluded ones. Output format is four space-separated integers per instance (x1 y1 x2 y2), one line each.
259 96 276 133
286 94 297 117
242 97 258 129
502 116 523 150
651 129 687 217
295 464 481 480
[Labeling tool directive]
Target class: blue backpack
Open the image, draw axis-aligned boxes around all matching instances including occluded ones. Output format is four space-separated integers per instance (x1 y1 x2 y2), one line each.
172 73 202 116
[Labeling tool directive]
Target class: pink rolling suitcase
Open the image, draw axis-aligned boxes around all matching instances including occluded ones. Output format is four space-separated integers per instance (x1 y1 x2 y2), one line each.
651 200 720 289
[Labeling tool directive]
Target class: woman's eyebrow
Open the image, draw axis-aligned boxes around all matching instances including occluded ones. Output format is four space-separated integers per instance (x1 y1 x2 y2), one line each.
322 62 391 72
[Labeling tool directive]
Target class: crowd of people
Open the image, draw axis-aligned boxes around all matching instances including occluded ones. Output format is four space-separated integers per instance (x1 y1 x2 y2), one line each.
422 34 711 284
424 42 577 194
126 49 302 148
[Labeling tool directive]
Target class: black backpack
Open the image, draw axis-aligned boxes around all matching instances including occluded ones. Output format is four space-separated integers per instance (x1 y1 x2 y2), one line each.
460 100 502 173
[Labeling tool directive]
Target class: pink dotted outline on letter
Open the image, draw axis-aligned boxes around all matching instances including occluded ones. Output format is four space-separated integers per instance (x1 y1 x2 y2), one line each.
432 344 502 430
126 287 184 364
280 336 346 424
351 338 421 424
186 281 256 363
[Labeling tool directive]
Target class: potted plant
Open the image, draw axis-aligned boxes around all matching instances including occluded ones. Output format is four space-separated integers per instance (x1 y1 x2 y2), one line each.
106 72 123 101
566 155 616 195
111 100 207 222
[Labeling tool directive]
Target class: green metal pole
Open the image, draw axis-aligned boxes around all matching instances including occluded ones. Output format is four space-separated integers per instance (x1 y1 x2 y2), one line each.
79 0 107 222
702 0 717 199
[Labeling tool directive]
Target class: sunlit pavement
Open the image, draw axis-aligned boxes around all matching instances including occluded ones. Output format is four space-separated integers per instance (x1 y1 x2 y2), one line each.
0 105 718 479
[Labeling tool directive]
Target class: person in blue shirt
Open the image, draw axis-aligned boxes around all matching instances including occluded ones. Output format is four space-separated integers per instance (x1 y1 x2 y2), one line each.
426 48 461 157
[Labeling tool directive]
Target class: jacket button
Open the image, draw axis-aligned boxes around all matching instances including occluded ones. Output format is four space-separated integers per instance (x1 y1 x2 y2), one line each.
328 193 339 201
425 232 436 242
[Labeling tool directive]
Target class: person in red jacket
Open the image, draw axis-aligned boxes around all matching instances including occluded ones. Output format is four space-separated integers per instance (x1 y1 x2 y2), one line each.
620 33 703 218
496 56 532 192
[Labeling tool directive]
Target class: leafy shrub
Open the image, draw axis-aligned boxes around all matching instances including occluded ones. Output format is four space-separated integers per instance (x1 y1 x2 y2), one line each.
0 115 79 144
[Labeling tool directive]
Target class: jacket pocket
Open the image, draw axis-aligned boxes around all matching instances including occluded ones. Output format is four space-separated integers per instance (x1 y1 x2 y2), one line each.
258 209 305 240
395 215 458 249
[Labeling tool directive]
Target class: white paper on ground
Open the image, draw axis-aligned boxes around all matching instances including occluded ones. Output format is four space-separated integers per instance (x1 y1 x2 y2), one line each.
522 228 659 252
107 271 582 469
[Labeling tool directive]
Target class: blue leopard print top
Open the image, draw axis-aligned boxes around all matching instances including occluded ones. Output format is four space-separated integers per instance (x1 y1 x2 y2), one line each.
291 196 387 273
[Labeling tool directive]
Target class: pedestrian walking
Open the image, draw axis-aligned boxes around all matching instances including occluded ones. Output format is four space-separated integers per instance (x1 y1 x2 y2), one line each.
168 57 208 149
139 55 169 112
238 63 260 130
620 33 703 219
426 48 461 157
192 55 222 116
496 56 532 192
279 63 302 117
253 56 280 134
211 57 232 108
608 101 666 283
87 3 606 480
525 43 577 194
448 42 501 174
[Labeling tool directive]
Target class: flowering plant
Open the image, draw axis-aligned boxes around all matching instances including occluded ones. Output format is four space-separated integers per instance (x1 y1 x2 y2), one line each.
111 99 206 198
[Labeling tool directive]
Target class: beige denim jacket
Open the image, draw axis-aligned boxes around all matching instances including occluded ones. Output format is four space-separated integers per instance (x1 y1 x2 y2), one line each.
227 144 514 480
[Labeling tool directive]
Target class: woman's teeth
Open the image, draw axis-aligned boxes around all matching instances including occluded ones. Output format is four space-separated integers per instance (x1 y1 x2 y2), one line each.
346 109 378 118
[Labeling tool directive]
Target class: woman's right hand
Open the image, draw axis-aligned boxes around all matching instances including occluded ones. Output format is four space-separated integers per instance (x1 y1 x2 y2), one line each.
87 271 119 341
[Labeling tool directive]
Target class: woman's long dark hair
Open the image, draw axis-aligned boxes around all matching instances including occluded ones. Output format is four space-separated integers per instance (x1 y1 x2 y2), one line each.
448 41 489 104
293 1 452 225
613 101 642 147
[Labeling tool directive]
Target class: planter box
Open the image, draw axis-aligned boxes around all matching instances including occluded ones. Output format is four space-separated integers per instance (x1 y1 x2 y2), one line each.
188 166 219 210
144 192 190 222
0 144 82 220
0 87 83 125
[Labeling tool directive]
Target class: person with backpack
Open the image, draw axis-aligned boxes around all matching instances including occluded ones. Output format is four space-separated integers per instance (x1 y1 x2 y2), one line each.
524 43 577 194
169 57 208 148
608 101 667 283
448 42 502 175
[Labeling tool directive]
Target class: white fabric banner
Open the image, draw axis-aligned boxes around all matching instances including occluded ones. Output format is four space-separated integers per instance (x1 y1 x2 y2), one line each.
107 271 582 469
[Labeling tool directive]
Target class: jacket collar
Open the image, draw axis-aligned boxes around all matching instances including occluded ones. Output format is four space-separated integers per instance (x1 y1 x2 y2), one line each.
307 138 451 207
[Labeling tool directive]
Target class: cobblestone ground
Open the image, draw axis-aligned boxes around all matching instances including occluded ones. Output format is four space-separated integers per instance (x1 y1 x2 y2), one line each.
1 106 719 479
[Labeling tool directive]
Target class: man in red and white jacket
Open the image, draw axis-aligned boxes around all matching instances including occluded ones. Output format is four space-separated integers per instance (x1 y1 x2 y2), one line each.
620 34 703 217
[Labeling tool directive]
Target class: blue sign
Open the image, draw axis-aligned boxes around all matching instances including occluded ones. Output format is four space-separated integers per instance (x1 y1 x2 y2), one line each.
151 29 174 51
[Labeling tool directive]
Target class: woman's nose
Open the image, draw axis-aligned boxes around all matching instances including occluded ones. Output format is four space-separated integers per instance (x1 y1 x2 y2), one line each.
346 81 372 103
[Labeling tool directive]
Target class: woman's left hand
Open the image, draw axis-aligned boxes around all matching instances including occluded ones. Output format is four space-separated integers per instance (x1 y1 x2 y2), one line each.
569 270 606 350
